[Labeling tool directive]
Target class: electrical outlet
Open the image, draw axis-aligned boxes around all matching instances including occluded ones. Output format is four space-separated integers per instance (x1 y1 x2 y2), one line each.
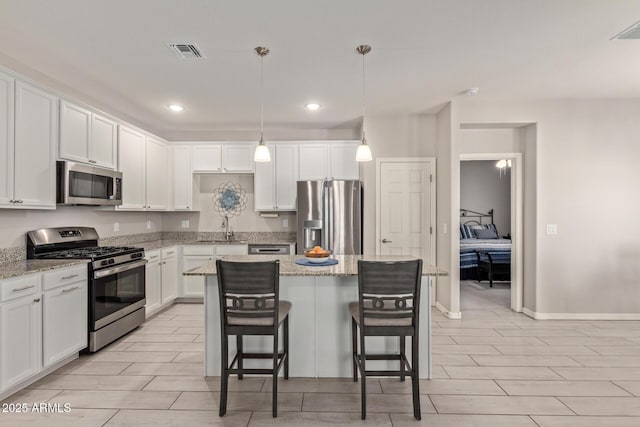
546 224 558 235
146 220 152 229
283 219 288 228
113 222 119 232
181 220 190 229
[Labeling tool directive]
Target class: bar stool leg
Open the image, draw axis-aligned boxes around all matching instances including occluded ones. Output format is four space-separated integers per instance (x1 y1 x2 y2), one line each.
411 335 421 420
272 332 278 417
360 332 367 420
236 335 243 380
284 316 289 380
400 335 406 382
351 318 358 382
219 334 229 416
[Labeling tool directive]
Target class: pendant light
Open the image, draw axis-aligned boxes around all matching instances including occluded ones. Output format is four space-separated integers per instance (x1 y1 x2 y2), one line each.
254 46 271 162
355 44 373 162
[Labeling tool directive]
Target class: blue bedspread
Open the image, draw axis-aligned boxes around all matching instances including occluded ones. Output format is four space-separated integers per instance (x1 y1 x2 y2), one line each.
460 238 511 269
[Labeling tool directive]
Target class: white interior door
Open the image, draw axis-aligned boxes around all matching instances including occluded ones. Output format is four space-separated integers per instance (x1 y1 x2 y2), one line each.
378 159 435 262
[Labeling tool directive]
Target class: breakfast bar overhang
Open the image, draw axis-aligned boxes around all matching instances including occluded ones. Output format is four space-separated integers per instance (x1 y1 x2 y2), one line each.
185 255 448 379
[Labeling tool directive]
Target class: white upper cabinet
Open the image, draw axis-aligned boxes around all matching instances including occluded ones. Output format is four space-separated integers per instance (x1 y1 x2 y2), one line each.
192 144 222 172
221 143 254 172
299 141 360 181
118 126 169 211
254 143 298 211
145 136 168 210
13 81 57 209
118 125 146 209
298 144 329 180
59 100 117 169
190 143 254 173
173 145 196 210
0 71 14 207
90 113 117 169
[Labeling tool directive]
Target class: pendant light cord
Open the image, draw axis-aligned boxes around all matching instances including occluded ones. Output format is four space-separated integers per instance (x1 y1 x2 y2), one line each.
260 53 264 143
361 49 366 143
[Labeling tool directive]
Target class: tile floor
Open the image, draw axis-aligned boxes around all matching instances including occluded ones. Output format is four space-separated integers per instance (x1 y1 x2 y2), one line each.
1 283 640 426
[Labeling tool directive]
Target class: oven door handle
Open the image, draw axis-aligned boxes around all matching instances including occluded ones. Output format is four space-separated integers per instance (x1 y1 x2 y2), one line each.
93 259 147 279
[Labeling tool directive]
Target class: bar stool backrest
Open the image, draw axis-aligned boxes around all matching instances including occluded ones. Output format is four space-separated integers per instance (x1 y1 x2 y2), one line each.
216 260 280 328
357 259 423 330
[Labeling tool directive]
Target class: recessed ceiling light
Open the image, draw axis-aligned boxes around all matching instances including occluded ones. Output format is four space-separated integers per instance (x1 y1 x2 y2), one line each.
305 103 321 111
167 104 184 112
465 88 480 96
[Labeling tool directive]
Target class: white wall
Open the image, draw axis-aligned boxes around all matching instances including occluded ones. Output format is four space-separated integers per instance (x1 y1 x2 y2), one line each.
0 207 162 248
457 99 640 316
360 114 437 255
460 160 511 236
162 174 295 233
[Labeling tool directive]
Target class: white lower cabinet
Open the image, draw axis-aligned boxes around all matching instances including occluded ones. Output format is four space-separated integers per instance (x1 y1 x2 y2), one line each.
0 265 88 396
0 283 42 391
42 272 87 367
145 247 178 317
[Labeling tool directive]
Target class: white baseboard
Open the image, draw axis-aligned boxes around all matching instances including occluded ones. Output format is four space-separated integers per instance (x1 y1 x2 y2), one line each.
435 301 462 319
523 307 640 320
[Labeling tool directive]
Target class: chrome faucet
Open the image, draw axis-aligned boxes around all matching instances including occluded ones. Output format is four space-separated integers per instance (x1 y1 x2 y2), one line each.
223 215 234 241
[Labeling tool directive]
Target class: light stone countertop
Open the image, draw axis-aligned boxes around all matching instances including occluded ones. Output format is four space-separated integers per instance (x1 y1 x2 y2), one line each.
135 239 296 253
184 255 448 277
0 259 88 281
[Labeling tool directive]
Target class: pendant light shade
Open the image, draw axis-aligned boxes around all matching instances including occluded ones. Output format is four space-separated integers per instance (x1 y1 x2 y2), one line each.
254 46 271 162
356 44 373 162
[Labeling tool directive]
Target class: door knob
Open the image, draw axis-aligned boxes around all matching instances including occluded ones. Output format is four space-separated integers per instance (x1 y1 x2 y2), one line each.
382 238 392 243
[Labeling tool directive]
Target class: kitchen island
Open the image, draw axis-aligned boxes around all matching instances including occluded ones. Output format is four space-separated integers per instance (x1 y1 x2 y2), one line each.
185 255 447 379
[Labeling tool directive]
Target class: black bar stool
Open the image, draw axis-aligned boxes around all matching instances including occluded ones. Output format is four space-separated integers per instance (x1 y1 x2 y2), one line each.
216 260 290 417
349 259 423 420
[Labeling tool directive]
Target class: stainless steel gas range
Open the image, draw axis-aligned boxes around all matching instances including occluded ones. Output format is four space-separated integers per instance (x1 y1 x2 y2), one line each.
27 227 146 352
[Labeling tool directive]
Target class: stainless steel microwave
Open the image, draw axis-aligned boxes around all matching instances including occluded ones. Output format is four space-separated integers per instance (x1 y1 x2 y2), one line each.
56 161 123 206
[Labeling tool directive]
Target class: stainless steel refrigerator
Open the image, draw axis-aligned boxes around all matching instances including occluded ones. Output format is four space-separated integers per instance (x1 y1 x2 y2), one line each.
296 180 363 255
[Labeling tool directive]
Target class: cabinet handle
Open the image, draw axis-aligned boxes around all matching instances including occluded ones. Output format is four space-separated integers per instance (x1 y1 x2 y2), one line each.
62 286 80 293
186 206 190 209
61 274 79 280
166 251 175 255
33 298 41 303
9 199 14 203
13 285 35 292
382 238 392 243
17 200 23 204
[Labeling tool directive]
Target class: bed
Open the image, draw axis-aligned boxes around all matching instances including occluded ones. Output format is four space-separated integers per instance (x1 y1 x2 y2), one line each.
459 209 512 281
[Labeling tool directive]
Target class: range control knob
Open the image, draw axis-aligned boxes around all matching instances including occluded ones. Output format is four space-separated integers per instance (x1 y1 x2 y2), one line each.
101 260 108 266
108 259 115 264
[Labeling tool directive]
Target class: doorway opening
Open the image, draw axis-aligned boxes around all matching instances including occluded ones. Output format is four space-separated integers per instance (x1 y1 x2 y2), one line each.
459 153 523 313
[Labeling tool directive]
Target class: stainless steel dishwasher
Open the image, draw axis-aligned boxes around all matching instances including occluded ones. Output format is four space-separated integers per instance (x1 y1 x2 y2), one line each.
248 244 291 255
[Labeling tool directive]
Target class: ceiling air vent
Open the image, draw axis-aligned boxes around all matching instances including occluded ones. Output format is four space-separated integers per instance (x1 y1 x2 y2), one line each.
613 20 640 40
166 43 205 59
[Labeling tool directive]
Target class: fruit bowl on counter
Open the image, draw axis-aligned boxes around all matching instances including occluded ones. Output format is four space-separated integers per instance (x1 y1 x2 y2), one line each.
304 246 331 263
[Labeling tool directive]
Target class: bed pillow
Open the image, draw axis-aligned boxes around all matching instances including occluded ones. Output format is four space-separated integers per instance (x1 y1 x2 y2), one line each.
473 228 498 239
460 225 473 239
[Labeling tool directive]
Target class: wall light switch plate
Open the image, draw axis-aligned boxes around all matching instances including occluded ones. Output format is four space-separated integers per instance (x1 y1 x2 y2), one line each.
113 222 120 232
283 219 288 228
146 220 152 229
443 223 448 234
181 220 190 229
546 224 558 235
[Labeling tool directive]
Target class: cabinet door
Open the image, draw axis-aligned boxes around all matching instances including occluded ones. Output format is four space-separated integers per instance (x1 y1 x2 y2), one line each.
222 144 254 173
254 143 275 211
182 256 211 297
192 145 222 173
275 144 299 210
161 253 178 305
145 256 162 317
329 143 360 180
59 100 90 164
90 113 117 169
173 146 193 210
42 281 87 367
0 296 41 390
298 144 329 180
215 244 248 256
13 81 56 208
0 71 13 206
145 137 168 210
118 126 146 209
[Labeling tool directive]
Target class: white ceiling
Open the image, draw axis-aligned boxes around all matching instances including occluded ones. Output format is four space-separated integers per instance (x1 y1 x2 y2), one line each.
1 0 639 140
